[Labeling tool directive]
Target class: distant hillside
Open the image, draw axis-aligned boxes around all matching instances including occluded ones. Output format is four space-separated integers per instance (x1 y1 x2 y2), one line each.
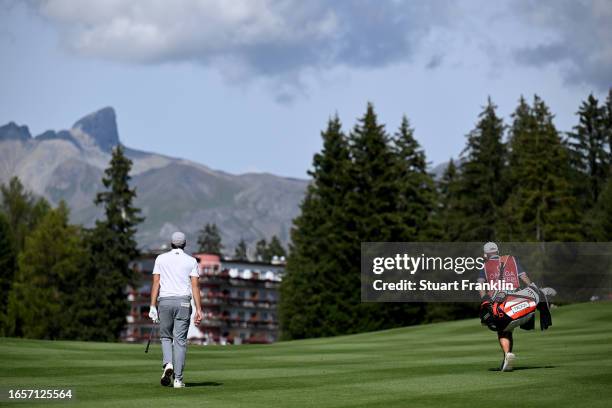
0 107 308 252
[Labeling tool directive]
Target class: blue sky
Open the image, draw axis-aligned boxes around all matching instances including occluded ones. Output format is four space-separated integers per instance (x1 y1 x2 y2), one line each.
1 0 610 178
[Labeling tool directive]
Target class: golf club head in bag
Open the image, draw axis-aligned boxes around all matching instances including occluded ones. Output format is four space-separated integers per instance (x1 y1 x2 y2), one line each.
480 285 552 332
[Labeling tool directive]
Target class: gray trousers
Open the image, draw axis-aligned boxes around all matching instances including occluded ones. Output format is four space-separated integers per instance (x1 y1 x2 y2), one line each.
158 296 192 381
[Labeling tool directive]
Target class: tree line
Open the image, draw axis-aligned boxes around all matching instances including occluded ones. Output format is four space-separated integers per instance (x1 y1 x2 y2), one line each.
0 146 142 340
280 91 612 340
1 90 610 341
196 223 286 262
0 145 288 340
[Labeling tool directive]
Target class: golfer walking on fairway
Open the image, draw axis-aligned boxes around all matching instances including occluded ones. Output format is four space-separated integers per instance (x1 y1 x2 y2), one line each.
478 242 532 372
148 232 203 388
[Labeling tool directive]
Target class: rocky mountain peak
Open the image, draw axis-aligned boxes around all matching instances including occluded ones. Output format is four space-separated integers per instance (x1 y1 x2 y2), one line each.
72 107 119 152
0 122 31 142
1 107 307 250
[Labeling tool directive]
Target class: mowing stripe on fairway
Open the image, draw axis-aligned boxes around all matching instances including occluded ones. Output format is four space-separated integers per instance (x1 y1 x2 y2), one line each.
1 302 611 408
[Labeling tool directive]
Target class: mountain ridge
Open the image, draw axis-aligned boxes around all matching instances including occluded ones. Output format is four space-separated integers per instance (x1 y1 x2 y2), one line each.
0 107 308 252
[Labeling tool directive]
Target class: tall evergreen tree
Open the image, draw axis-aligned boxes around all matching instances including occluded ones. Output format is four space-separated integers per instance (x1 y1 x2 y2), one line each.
501 95 580 241
234 239 248 261
79 145 143 341
6 202 88 339
0 213 16 335
584 175 612 241
567 94 608 209
266 236 286 260
254 238 268 261
454 98 508 241
346 104 400 239
253 236 286 262
343 104 397 334
604 89 612 158
197 223 223 255
392 116 438 240
284 106 431 339
281 115 353 339
436 158 461 240
345 104 427 334
0 177 50 253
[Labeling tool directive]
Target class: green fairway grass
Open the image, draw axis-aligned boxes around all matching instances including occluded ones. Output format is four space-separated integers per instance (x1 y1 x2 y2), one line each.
2 302 611 408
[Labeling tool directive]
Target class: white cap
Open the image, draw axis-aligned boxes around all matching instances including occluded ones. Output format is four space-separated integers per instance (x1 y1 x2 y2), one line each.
171 231 186 246
483 242 498 254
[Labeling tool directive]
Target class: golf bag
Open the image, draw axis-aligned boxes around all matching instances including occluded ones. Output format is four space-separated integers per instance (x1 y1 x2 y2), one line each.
480 284 552 333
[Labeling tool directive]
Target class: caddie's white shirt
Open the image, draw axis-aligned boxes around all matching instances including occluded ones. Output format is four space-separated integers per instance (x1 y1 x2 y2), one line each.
152 248 200 298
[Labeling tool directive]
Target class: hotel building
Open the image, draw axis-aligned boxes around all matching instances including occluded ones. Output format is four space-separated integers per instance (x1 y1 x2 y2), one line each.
122 251 285 344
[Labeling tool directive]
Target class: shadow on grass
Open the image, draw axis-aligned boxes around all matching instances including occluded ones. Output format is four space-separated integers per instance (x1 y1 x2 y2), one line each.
186 381 223 387
488 366 556 372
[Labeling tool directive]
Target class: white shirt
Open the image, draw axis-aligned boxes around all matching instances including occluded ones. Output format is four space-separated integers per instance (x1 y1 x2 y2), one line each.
152 248 200 298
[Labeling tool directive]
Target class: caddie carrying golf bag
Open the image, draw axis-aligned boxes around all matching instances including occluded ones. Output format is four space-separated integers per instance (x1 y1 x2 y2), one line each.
480 284 552 332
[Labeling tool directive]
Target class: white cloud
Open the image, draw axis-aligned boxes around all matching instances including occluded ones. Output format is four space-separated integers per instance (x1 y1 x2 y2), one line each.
35 1 345 64
25 0 611 99
513 0 612 90
31 1 451 75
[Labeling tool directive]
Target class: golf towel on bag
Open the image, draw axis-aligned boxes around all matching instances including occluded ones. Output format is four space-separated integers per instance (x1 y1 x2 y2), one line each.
480 285 552 332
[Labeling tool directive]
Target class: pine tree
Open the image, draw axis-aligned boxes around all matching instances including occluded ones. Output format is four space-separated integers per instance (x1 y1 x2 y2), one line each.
254 238 268 262
454 98 507 241
437 158 461 240
80 145 144 341
234 239 248 261
281 115 353 339
197 223 223 255
567 94 608 209
6 202 88 339
0 213 16 335
392 116 438 240
252 236 286 262
0 176 50 253
283 106 433 338
0 177 50 336
584 175 612 241
501 95 580 241
604 89 612 159
439 159 458 204
347 104 400 239
266 236 286 260
342 104 396 335
345 104 426 334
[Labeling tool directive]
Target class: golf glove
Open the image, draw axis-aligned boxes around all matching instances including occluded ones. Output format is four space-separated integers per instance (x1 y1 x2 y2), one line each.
149 306 159 323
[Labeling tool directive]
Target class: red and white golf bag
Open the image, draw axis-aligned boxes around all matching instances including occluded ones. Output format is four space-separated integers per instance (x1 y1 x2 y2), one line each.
480 285 552 332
